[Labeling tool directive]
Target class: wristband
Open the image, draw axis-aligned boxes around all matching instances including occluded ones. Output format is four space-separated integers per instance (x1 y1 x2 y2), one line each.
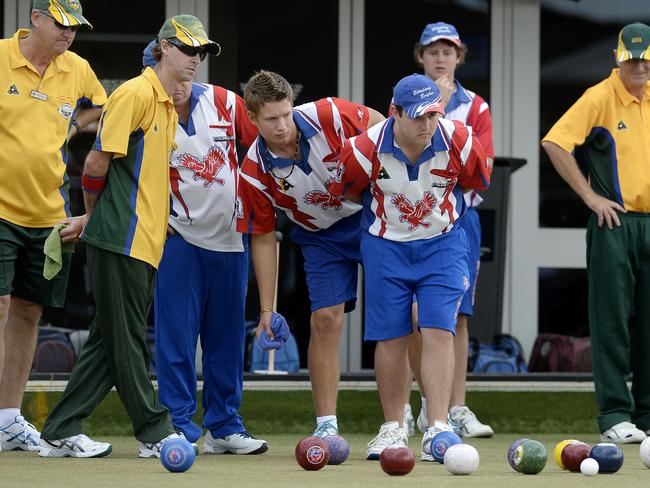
71 119 81 132
260 307 273 314
82 173 107 193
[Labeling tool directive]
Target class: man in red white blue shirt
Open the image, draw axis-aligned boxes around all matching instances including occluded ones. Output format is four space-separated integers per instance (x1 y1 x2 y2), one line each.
330 74 490 460
400 22 495 439
237 70 384 439
143 41 267 455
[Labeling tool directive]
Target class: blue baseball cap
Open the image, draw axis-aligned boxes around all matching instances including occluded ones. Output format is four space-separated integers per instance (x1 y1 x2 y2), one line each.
143 39 157 68
419 22 461 47
393 74 445 119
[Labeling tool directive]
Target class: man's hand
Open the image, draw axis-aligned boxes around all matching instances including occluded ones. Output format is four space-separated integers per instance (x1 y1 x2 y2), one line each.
256 312 290 350
583 192 626 229
435 73 455 108
59 215 86 243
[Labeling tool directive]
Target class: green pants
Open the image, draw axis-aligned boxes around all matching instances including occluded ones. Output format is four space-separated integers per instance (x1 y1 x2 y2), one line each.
41 244 174 442
587 212 650 432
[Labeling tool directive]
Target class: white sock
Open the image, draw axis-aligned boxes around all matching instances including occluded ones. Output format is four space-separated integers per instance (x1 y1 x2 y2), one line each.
316 415 337 429
0 408 21 427
421 397 427 408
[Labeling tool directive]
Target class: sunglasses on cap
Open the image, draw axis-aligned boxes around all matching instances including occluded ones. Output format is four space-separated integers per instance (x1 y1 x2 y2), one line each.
166 38 208 61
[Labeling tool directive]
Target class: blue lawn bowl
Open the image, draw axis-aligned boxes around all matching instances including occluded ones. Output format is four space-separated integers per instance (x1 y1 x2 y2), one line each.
324 435 350 465
589 443 624 474
430 431 463 463
161 438 196 473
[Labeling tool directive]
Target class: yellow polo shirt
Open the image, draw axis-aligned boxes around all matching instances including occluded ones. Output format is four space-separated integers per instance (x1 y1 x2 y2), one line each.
81 67 178 268
0 29 107 227
543 69 650 212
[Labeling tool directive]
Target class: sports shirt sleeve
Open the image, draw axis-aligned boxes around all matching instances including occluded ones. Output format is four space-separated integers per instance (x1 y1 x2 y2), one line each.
234 93 258 147
236 155 277 234
542 93 600 153
331 97 370 137
329 136 372 197
80 60 107 108
92 85 147 158
449 120 490 191
466 95 494 158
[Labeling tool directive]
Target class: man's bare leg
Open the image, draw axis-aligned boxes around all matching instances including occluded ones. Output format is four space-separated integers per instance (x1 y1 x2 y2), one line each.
450 314 468 407
0 297 42 410
308 304 345 426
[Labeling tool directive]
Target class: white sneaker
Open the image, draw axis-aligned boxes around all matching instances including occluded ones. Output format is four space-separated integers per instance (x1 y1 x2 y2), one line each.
39 434 112 458
417 402 428 433
0 415 41 451
421 420 453 462
403 404 415 437
204 431 268 454
600 421 647 444
449 405 494 438
366 421 408 460
312 420 338 438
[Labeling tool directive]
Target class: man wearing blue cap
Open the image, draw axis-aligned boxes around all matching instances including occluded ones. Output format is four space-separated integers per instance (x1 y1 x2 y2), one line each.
331 74 491 459
543 22 650 444
142 40 268 456
400 21 495 440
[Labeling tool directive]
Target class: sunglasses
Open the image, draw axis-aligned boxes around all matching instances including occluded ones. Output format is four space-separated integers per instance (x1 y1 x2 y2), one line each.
166 38 207 61
50 16 80 32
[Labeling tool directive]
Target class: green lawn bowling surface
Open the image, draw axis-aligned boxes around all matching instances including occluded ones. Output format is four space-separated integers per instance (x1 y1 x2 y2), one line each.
1 434 648 487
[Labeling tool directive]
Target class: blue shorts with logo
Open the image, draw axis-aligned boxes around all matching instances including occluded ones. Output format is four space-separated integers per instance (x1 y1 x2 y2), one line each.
457 208 481 316
292 212 362 313
361 228 470 341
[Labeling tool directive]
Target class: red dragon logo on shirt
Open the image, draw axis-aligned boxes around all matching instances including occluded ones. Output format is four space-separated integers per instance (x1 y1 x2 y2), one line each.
177 145 227 188
391 191 437 230
304 178 343 211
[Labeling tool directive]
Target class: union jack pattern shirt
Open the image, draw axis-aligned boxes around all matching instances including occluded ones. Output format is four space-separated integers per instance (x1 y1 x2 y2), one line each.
237 97 369 234
169 83 257 252
389 79 493 207
330 117 490 242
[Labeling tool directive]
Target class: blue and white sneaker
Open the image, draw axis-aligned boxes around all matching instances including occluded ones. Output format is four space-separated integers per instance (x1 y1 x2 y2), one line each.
139 432 200 458
39 434 112 458
448 405 494 438
0 415 41 451
204 431 268 454
312 420 338 438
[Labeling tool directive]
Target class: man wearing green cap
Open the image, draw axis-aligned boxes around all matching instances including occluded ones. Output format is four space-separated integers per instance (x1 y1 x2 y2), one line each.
38 14 219 458
542 22 650 444
0 0 105 453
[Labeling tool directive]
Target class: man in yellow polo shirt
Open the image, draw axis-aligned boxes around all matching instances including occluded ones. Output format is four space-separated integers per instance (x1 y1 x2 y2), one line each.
38 14 220 459
542 22 650 444
0 0 106 452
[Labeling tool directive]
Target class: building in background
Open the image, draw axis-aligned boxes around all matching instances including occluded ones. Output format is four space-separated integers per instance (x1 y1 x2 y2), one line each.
5 0 648 371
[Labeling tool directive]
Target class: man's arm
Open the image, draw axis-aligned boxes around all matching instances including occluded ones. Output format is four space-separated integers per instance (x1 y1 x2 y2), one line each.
252 231 279 340
67 107 102 142
60 148 112 242
541 141 625 229
367 107 385 128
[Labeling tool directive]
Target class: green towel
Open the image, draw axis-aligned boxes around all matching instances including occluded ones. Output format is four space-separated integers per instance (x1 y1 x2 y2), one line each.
43 224 75 280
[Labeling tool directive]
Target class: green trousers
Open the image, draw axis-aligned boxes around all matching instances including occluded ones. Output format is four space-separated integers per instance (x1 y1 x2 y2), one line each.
41 244 174 442
587 212 650 432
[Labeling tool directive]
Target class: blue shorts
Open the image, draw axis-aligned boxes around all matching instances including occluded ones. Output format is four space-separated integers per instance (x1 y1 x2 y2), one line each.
361 229 470 341
292 213 362 313
457 208 481 316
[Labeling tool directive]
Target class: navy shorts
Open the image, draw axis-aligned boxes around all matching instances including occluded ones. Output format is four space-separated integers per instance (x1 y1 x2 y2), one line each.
457 208 481 316
362 228 470 341
292 213 362 313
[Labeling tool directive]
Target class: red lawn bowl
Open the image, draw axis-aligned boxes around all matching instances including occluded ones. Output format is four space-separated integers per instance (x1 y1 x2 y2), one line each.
380 446 416 476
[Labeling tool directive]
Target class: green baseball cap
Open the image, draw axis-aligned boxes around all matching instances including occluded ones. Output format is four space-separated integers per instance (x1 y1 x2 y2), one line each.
616 22 650 61
32 0 92 30
157 15 221 56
